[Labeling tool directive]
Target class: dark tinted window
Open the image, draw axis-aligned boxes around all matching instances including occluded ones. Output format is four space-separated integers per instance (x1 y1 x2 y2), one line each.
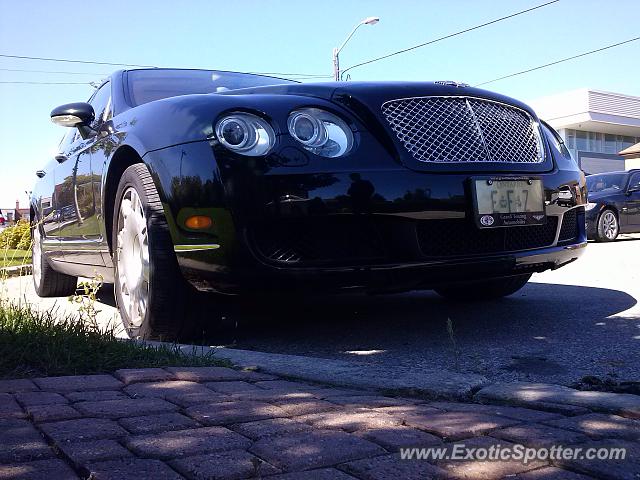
629 172 640 190
127 69 295 106
89 82 111 129
586 173 627 193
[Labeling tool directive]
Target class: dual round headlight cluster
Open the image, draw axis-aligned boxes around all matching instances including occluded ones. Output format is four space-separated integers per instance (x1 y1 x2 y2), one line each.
214 108 353 158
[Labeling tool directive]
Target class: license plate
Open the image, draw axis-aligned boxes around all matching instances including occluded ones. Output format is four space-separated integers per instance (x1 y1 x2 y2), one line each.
471 177 545 228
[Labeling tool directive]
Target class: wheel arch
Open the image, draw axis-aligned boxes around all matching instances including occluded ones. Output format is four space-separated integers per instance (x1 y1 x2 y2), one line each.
103 144 145 255
599 204 619 220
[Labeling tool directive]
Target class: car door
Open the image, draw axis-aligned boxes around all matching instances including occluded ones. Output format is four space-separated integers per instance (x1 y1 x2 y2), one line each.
624 172 640 230
54 82 111 265
32 131 74 263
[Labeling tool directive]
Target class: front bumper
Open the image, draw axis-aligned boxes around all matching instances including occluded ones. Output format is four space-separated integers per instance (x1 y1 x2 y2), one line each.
144 141 587 294
585 205 601 238
171 177 585 293
177 241 586 294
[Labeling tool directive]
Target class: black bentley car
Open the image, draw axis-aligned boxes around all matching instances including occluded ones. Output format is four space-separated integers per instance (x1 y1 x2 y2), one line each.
585 170 640 241
31 68 587 339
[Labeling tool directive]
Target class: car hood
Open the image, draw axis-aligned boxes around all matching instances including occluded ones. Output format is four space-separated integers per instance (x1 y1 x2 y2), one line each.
216 81 537 116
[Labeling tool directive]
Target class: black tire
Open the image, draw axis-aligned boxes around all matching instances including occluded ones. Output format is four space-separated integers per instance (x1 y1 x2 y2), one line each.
112 164 194 340
595 208 619 242
31 223 78 297
434 274 532 301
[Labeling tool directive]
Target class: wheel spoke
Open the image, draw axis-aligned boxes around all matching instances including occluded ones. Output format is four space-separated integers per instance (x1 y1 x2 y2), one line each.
129 288 137 325
141 250 150 283
120 198 132 219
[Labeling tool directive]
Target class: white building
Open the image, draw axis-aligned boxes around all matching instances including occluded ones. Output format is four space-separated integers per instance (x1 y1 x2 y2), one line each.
529 89 640 173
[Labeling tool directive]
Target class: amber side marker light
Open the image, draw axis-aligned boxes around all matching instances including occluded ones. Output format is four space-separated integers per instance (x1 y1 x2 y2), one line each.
185 215 213 230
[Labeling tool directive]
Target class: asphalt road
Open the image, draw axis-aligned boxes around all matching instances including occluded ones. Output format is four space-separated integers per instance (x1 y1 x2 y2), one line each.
4 234 640 387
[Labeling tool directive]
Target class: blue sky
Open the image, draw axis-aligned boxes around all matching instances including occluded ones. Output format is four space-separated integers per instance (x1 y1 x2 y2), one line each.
1 0 639 208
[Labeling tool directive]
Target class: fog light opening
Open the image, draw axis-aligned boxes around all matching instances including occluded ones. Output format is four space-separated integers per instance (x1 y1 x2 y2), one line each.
185 215 213 230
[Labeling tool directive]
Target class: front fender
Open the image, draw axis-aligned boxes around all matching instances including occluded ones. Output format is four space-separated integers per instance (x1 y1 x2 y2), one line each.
141 140 230 250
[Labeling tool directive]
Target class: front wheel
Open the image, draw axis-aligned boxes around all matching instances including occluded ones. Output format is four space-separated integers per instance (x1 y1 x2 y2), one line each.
434 274 532 301
595 209 619 242
112 164 194 340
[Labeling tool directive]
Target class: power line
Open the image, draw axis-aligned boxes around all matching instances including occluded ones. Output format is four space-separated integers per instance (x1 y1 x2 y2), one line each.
0 53 328 78
0 53 153 68
0 67 109 76
339 0 559 79
475 36 640 87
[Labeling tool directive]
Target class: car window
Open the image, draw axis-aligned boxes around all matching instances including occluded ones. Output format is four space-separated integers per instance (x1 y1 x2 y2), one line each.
586 173 626 193
126 69 295 106
88 82 111 129
629 173 640 191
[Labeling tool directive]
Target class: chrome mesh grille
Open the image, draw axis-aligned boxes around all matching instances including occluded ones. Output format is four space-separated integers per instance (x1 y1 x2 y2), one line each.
381 97 544 163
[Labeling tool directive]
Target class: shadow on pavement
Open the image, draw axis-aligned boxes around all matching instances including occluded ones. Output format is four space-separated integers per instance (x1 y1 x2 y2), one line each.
194 282 638 385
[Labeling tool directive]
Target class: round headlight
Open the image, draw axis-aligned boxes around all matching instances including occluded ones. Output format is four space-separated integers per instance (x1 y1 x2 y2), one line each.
287 108 353 158
219 118 250 147
289 112 327 147
214 113 275 156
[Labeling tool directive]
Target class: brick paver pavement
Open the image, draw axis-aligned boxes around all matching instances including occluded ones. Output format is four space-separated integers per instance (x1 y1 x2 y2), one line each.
0 368 638 479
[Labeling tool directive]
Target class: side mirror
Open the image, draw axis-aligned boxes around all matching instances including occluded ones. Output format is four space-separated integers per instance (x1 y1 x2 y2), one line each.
50 102 94 128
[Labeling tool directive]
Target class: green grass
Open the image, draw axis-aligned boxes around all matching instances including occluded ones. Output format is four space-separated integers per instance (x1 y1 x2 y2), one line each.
52 215 100 237
0 303 231 379
0 249 31 268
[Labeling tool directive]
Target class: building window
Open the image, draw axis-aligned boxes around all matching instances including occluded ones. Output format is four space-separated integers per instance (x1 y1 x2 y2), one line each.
588 132 601 152
576 130 588 151
621 136 636 151
604 134 617 154
560 130 637 155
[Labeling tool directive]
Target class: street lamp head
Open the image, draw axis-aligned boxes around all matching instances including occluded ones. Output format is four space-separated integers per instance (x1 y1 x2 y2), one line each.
333 16 380 81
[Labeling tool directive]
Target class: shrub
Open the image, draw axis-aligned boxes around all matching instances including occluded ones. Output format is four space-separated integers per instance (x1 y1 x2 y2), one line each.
0 220 31 250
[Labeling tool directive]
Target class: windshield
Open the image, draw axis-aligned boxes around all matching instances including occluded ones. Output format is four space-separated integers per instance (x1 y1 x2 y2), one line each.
586 173 627 193
127 68 296 106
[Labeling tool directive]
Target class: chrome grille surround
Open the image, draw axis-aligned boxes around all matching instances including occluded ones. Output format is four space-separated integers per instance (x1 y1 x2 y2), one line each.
381 96 545 164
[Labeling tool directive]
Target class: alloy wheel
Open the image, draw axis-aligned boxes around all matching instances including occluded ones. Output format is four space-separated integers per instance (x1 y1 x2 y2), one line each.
602 211 618 240
116 186 150 329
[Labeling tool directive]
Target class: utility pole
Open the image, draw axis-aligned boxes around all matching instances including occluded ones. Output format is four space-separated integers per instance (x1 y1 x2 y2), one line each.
332 17 379 81
332 47 340 82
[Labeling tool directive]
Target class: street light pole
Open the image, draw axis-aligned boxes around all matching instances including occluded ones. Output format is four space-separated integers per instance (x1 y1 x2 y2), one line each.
333 16 379 81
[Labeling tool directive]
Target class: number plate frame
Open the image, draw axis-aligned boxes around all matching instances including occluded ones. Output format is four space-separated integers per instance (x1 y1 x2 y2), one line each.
470 176 546 229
